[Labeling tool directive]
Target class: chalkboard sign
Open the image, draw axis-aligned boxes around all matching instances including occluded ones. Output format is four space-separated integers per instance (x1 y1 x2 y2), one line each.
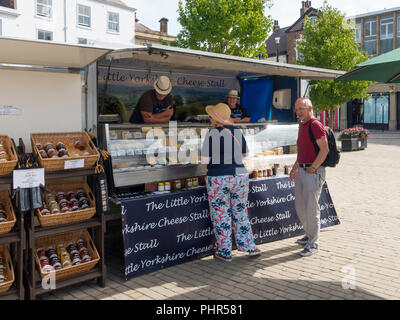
121 177 339 280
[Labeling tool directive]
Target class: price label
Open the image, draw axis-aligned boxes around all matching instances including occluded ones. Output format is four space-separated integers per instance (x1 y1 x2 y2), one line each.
64 159 85 170
13 168 45 189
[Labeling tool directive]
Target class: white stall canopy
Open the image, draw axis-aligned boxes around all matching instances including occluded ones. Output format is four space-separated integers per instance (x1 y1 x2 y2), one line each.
0 36 111 70
101 44 344 80
0 37 112 149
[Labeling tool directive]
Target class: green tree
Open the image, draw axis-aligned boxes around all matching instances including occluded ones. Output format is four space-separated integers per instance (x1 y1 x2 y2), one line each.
177 0 273 58
296 1 373 128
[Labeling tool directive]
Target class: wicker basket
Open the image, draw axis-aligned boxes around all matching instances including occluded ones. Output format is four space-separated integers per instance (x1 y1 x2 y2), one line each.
34 229 100 281
36 181 96 227
0 135 18 176
0 190 16 235
31 132 99 172
0 245 15 294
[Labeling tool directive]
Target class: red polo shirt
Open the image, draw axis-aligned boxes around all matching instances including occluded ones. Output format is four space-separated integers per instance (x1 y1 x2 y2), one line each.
297 118 326 164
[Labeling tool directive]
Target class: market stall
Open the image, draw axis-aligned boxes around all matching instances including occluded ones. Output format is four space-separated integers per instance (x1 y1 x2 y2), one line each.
0 37 111 299
92 44 342 279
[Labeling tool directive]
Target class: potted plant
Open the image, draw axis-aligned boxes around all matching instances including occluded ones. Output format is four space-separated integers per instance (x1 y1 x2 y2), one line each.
337 127 370 151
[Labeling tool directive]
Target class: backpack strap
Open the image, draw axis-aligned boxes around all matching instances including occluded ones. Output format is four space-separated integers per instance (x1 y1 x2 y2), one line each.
308 119 320 155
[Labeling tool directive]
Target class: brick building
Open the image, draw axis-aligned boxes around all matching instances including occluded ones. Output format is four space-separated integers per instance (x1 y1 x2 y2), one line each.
135 14 177 46
266 1 318 64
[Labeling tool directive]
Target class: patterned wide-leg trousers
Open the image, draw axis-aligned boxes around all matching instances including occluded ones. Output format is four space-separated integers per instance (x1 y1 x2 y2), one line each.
206 174 257 258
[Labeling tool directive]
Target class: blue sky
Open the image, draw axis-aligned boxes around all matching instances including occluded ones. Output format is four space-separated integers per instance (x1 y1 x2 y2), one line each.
124 0 400 36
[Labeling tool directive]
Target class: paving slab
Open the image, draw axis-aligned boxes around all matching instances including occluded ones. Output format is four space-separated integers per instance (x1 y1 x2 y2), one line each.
37 133 400 300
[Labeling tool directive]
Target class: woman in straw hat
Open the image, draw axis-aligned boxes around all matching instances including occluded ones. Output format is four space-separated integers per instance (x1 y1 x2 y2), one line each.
201 103 261 262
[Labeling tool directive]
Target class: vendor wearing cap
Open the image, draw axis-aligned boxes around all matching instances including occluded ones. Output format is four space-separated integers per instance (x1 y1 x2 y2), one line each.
129 76 174 124
227 89 251 123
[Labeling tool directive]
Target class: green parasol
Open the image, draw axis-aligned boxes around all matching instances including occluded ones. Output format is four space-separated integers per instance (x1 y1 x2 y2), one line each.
337 47 400 83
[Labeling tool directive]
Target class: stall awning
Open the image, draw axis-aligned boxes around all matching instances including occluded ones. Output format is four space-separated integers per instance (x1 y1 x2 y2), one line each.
0 37 112 69
102 44 344 80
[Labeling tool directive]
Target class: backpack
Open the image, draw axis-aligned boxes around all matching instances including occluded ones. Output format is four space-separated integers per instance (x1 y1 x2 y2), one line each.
308 119 340 168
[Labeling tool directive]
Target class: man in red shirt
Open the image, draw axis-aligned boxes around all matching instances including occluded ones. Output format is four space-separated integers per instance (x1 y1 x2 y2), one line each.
289 98 329 257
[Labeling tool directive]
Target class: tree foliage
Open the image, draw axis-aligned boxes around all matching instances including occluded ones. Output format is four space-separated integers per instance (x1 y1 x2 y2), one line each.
177 0 273 58
296 1 373 118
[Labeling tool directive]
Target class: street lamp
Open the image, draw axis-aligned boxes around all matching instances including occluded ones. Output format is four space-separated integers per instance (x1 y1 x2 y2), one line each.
275 37 280 62
266 0 274 10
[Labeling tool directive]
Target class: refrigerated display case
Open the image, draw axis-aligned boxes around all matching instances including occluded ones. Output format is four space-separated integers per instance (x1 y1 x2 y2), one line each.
98 122 299 188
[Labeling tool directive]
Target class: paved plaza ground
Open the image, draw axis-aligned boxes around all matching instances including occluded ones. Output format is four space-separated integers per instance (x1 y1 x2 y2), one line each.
39 130 400 300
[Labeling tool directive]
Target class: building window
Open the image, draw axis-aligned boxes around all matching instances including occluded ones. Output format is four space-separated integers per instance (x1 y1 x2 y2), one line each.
295 38 305 61
380 14 394 54
38 29 53 41
0 0 16 9
78 37 87 44
355 22 361 43
77 4 91 27
0 19 2 36
397 14 400 48
107 12 119 33
364 18 377 56
364 94 389 125
309 16 316 25
36 0 52 18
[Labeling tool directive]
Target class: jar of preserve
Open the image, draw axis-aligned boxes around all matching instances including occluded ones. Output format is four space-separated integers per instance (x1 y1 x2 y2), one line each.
284 165 289 175
251 170 258 179
66 191 77 202
56 142 65 151
43 142 54 153
192 177 199 187
173 180 181 191
39 149 48 159
47 148 57 158
257 170 263 178
267 169 272 177
58 149 69 158
185 178 193 188
158 182 165 192
263 170 268 177
164 182 171 191
272 167 277 176
74 140 86 151
55 192 65 202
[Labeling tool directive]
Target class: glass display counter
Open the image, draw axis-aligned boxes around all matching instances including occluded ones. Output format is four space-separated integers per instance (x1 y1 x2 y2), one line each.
98 122 299 188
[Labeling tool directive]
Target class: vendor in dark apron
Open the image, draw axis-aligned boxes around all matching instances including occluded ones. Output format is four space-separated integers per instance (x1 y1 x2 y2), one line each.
130 76 174 124
227 89 251 123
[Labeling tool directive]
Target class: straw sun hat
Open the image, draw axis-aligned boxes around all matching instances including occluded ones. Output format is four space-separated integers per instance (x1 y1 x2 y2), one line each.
205 103 234 126
154 76 172 95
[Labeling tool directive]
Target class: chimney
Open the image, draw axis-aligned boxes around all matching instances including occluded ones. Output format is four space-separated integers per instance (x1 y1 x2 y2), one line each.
300 0 311 16
134 13 139 23
273 20 280 31
159 18 169 35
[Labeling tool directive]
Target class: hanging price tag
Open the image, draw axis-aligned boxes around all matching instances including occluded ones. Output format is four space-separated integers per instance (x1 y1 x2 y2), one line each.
13 168 45 189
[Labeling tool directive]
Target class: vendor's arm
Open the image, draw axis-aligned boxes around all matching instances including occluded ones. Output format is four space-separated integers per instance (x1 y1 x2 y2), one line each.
141 106 174 124
307 137 329 174
233 117 251 123
235 106 251 123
